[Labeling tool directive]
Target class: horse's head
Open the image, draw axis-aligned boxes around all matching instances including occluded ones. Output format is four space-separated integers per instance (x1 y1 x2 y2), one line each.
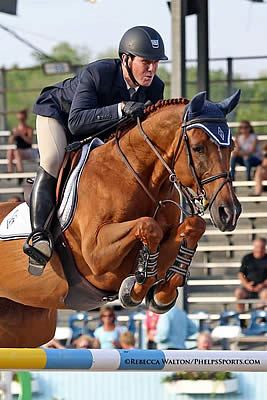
175 90 242 232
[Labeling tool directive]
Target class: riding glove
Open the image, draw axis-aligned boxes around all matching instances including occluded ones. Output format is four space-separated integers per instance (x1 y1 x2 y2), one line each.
122 101 145 119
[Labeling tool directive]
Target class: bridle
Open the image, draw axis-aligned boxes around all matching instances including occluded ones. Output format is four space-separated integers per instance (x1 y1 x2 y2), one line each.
115 109 232 218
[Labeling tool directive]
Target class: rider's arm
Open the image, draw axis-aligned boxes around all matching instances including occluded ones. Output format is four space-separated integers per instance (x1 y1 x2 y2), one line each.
68 67 121 137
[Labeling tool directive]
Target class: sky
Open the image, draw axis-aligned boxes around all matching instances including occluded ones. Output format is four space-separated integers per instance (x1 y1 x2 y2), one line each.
0 0 267 77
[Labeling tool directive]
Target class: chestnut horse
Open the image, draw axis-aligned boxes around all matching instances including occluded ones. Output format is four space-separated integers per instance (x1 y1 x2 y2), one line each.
0 91 241 347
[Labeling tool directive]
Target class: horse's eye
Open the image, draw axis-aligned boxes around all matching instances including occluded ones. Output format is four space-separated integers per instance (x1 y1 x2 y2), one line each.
192 145 204 153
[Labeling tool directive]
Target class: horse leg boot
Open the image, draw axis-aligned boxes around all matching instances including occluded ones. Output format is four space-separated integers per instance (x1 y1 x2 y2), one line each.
146 216 206 313
23 167 57 276
119 217 163 309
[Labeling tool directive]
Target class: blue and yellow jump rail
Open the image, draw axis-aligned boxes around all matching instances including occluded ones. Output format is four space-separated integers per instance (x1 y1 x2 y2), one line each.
0 349 267 372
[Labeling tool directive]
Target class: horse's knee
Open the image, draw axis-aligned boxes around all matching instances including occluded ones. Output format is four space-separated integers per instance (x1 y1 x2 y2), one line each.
136 217 163 250
138 217 163 238
182 216 206 239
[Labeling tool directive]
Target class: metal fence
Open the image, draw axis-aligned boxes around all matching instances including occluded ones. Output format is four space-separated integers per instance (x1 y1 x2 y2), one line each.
1 54 267 130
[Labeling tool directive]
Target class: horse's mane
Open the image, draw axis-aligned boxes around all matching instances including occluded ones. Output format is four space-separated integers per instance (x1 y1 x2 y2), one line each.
144 97 190 117
106 97 190 142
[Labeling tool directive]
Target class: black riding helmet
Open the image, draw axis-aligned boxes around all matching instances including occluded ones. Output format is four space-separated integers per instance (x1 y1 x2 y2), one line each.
119 26 168 86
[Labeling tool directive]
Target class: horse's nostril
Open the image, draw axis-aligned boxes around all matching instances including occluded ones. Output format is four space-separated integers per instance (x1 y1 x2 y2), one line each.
218 206 230 225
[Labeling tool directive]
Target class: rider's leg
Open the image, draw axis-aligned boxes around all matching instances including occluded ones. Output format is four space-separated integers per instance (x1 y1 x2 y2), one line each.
24 116 67 276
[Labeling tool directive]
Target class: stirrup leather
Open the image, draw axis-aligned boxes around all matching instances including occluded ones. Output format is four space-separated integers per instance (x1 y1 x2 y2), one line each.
23 230 54 265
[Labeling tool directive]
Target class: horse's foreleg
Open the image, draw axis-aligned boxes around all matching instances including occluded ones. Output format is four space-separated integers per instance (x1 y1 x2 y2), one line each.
83 217 163 276
146 216 206 313
122 217 164 306
83 217 163 308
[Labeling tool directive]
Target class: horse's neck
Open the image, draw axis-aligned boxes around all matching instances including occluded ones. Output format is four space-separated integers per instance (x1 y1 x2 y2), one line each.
118 107 183 189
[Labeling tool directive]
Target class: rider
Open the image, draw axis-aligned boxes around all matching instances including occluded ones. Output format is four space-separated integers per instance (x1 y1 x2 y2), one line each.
23 26 168 276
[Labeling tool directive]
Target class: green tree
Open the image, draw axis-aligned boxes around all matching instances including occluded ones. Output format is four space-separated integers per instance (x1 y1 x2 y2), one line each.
157 66 171 99
4 46 267 130
97 48 118 59
32 42 91 65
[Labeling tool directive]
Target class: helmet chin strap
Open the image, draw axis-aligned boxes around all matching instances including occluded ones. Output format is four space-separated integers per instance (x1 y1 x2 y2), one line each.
125 55 141 87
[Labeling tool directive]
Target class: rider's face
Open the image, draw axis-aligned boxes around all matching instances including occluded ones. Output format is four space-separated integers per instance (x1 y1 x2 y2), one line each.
123 55 159 87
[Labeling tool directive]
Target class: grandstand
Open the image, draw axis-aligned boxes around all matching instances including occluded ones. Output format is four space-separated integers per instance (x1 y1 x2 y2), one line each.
0 123 267 318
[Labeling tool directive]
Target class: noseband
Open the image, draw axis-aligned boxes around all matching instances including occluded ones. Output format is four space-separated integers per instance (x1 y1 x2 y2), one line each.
115 111 232 218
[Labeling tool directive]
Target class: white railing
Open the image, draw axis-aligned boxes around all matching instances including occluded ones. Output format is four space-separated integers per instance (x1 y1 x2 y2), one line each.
0 348 266 372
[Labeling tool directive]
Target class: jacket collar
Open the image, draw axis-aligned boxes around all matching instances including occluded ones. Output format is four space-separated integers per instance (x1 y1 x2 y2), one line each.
115 60 148 102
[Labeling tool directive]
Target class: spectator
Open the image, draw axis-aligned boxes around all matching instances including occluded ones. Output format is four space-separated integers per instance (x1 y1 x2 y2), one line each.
197 331 212 350
8 195 22 203
119 331 136 350
93 306 126 349
75 334 94 349
155 306 197 350
145 310 159 349
254 144 267 196
42 338 65 349
231 120 262 181
7 109 34 177
235 238 267 313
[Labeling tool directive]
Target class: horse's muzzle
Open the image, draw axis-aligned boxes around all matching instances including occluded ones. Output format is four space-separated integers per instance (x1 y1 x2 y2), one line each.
210 201 242 232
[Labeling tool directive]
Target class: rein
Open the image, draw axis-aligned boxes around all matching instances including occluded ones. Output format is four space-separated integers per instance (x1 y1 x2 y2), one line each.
115 110 232 218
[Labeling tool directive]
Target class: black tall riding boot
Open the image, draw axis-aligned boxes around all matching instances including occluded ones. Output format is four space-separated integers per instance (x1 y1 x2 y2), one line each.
23 167 57 276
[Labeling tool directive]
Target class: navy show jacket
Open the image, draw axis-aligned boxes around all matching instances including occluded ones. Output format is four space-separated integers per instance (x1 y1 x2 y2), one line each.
33 59 164 142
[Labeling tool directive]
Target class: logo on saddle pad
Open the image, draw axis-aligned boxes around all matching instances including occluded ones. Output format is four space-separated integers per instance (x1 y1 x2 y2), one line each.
6 209 19 230
151 39 159 48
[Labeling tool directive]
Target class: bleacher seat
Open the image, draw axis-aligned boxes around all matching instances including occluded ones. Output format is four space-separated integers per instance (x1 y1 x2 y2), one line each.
69 312 93 340
243 310 267 336
219 310 240 326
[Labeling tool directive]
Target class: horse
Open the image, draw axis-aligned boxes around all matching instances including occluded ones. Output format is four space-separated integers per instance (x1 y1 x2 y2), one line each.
0 90 241 347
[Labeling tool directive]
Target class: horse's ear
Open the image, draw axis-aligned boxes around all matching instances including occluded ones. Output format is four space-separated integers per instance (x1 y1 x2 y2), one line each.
189 91 206 114
218 89 241 115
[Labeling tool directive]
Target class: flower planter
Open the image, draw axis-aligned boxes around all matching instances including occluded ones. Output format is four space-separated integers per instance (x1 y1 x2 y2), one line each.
165 378 238 395
11 379 39 395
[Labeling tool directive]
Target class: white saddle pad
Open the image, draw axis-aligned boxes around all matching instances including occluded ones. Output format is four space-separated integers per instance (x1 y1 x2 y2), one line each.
0 138 103 241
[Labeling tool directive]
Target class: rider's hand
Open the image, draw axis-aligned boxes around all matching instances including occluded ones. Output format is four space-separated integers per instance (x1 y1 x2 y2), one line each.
121 101 145 119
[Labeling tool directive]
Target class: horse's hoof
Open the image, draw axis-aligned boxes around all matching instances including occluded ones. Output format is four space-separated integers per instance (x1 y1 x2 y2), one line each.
119 276 142 309
145 283 178 314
